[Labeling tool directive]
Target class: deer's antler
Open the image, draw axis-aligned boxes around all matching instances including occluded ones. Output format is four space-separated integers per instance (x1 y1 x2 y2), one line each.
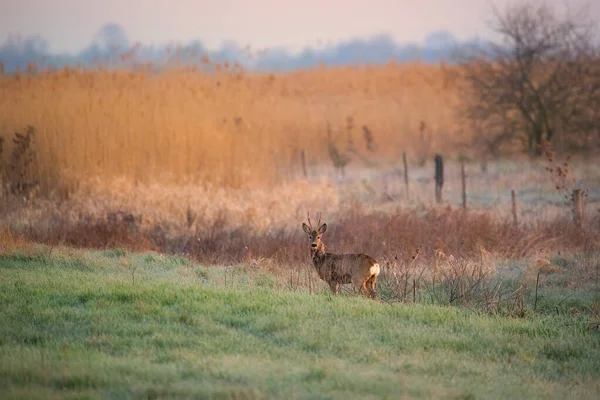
307 211 324 230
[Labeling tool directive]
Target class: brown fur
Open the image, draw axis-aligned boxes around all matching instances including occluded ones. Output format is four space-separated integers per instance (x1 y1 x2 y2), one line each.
302 212 380 298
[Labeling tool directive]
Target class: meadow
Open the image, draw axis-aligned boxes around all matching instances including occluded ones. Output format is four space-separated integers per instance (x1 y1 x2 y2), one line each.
1 61 599 398
0 244 599 399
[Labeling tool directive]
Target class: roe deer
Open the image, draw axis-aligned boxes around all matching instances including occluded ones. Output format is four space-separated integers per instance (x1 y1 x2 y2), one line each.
302 212 380 299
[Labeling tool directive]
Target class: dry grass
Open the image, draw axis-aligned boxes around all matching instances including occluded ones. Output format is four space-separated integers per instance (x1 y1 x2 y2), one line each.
4 196 598 266
1 150 599 266
0 62 465 194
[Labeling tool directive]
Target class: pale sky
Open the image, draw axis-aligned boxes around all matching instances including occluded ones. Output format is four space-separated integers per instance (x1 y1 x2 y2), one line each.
1 0 599 54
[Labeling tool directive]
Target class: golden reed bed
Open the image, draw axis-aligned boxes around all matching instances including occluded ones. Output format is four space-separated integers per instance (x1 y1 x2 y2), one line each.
0 62 469 192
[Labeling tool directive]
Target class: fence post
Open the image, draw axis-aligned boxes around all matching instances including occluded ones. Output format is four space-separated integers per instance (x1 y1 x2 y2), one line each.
572 189 584 228
402 152 409 200
511 189 518 225
434 154 444 203
0 137 4 202
300 149 308 179
461 159 467 209
480 156 488 174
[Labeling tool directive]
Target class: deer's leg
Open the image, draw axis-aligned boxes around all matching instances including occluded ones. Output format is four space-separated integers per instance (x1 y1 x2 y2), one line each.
328 281 339 295
368 274 378 299
360 280 369 298
352 275 365 297
364 276 373 298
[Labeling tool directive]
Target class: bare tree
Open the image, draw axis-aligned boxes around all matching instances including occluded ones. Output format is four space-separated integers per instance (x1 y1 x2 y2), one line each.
457 1 600 157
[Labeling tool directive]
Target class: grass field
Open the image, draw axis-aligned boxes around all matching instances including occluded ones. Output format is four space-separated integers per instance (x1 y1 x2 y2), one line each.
1 244 599 399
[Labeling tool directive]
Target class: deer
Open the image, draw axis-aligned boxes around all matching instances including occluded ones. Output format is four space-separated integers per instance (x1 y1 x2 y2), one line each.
302 212 380 299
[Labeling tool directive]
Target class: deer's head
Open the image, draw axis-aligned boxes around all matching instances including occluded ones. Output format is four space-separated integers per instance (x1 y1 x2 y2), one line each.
302 212 327 254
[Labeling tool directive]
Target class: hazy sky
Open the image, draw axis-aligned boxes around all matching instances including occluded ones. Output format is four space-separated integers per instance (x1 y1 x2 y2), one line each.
2 0 599 53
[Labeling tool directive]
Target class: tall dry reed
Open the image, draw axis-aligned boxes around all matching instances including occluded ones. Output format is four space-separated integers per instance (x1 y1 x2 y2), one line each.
0 62 466 195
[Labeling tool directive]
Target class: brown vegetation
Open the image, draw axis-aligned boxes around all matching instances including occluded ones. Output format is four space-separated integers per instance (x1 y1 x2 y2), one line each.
4 200 598 265
0 62 465 194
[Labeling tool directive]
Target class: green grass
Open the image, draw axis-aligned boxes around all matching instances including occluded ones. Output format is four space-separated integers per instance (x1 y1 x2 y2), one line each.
0 246 599 399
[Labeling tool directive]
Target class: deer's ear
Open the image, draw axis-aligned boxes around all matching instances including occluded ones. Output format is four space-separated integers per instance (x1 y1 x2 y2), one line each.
302 223 311 234
318 223 327 234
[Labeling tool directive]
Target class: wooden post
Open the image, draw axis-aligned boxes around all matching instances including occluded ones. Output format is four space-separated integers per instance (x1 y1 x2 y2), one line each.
402 152 409 200
534 272 540 312
434 154 444 203
0 137 5 202
461 159 467 209
511 189 518 225
572 189 584 228
300 149 308 179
